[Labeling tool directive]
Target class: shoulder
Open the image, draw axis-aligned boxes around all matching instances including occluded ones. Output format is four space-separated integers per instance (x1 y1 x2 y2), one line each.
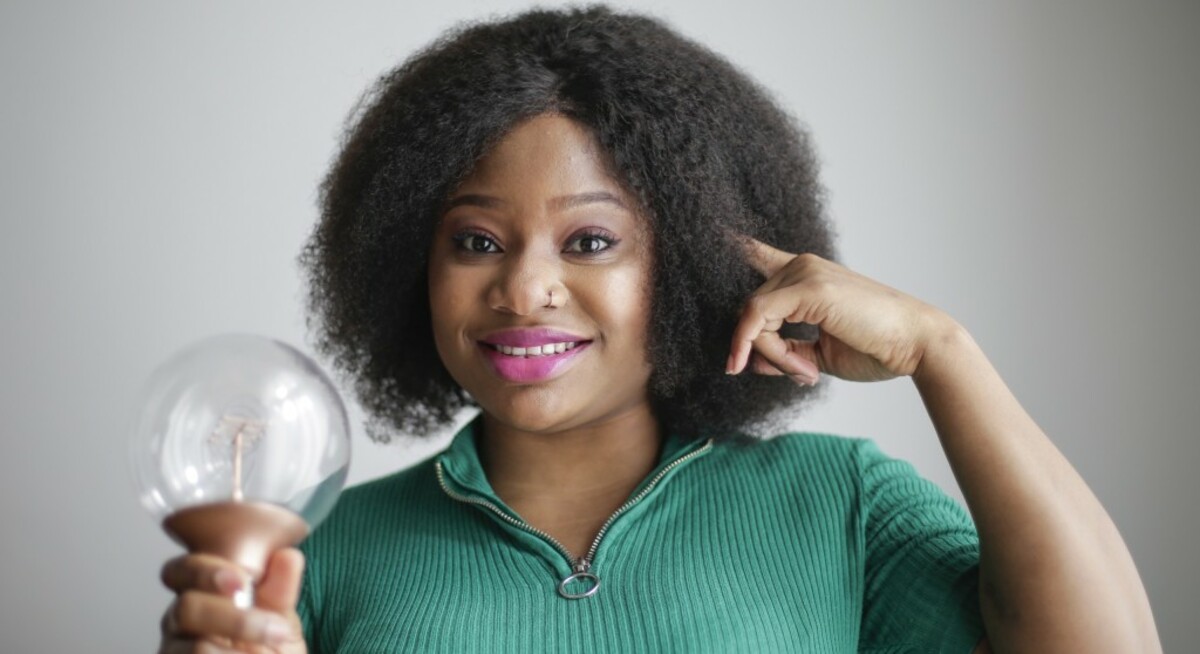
304 453 445 549
695 431 890 504
339 454 442 505
704 431 948 509
710 430 879 479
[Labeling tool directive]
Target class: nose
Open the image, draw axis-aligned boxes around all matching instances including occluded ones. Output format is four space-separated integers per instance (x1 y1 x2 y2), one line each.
487 250 566 315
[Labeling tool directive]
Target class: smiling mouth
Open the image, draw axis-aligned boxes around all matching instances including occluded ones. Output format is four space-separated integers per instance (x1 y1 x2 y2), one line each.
477 340 593 383
483 340 587 357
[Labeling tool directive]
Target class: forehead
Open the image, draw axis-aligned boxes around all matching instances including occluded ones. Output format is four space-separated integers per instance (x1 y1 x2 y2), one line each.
455 113 628 201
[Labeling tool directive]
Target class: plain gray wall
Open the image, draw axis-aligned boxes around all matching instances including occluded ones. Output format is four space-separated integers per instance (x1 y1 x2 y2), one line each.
2 1 1196 651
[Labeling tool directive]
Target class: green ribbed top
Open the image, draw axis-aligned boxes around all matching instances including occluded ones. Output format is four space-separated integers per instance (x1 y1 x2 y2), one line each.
298 417 984 653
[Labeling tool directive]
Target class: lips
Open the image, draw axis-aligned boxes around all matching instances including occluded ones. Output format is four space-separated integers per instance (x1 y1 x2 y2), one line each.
477 328 593 383
481 327 589 348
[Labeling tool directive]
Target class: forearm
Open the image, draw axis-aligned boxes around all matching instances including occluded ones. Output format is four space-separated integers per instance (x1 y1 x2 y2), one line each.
912 321 1160 653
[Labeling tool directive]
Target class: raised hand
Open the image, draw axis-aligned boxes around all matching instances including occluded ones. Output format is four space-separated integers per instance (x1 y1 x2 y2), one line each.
727 238 956 385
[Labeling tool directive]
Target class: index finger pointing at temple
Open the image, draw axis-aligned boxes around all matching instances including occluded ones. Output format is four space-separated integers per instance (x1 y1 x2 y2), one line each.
741 237 797 278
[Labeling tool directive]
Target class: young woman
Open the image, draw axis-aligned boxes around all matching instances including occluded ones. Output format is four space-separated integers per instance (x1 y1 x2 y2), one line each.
158 7 1160 653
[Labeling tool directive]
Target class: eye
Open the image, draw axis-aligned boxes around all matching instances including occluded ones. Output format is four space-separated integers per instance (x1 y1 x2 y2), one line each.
565 229 619 255
451 230 501 254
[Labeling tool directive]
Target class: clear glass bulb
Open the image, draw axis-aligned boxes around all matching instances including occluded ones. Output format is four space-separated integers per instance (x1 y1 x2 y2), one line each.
129 333 351 606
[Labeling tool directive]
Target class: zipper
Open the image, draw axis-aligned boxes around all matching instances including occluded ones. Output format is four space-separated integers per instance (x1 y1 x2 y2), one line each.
435 437 714 599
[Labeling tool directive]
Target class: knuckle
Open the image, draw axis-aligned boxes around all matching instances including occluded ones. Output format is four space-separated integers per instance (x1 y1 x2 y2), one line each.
164 554 217 593
745 295 769 315
160 556 185 589
174 591 212 633
794 252 823 267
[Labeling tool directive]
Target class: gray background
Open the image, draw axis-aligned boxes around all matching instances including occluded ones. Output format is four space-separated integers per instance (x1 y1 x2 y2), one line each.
2 1 1196 651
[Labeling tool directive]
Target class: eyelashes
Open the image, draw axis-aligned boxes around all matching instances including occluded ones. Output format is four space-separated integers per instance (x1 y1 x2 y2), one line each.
451 229 502 254
451 228 621 256
565 228 620 254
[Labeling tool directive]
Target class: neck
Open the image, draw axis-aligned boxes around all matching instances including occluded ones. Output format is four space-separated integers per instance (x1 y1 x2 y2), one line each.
478 406 663 507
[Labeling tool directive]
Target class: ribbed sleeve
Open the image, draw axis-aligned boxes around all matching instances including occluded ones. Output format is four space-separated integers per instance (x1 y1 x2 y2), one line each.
855 439 984 653
296 429 984 653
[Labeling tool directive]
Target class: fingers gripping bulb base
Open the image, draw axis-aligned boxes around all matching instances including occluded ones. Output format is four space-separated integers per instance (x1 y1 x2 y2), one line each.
162 500 309 609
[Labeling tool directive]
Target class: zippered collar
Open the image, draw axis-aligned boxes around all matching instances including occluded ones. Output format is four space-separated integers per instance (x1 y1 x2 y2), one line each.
435 413 715 598
436 413 711 509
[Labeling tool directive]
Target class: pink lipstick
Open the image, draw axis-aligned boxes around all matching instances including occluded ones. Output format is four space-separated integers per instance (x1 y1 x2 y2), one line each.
479 328 592 383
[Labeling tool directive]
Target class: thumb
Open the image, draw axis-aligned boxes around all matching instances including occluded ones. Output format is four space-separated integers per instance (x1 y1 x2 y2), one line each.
255 547 305 614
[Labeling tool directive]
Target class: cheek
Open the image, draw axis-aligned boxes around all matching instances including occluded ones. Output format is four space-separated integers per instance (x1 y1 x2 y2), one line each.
427 269 484 391
588 264 653 351
427 262 471 353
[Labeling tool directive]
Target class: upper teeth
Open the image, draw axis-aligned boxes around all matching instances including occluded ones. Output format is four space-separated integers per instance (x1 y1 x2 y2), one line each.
492 342 578 357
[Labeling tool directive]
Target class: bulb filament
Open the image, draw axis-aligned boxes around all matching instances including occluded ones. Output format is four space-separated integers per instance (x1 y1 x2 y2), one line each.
210 416 265 502
233 428 245 501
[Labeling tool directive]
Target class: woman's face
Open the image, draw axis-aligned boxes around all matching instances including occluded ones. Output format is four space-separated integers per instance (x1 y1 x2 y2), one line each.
427 113 655 434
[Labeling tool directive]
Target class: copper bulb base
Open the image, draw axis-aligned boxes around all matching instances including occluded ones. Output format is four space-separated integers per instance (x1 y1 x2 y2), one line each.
162 501 309 583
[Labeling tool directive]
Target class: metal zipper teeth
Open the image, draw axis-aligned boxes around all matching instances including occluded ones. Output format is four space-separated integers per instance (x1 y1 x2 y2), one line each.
435 461 577 566
578 438 714 569
435 437 715 572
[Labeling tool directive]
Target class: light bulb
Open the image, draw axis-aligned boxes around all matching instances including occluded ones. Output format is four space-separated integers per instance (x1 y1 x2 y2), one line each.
129 334 351 607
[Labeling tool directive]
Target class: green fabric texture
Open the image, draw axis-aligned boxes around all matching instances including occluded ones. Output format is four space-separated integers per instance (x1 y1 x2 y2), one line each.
298 416 984 653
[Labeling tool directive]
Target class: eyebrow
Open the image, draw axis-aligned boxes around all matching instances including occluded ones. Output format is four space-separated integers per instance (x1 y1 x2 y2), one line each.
444 191 629 212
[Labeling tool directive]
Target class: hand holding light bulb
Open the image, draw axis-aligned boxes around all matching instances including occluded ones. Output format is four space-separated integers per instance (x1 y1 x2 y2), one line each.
129 334 350 652
158 547 308 651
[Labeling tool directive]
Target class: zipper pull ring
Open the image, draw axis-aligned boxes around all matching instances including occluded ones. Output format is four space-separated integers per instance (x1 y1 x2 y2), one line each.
558 558 599 600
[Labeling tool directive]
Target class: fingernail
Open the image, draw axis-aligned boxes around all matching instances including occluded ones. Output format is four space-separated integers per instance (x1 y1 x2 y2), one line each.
215 568 246 594
263 618 294 645
790 373 819 386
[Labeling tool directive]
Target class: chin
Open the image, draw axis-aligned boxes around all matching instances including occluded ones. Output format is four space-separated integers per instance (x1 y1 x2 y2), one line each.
475 390 583 435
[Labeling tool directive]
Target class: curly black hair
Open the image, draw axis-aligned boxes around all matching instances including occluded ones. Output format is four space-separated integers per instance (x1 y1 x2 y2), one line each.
299 5 836 443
